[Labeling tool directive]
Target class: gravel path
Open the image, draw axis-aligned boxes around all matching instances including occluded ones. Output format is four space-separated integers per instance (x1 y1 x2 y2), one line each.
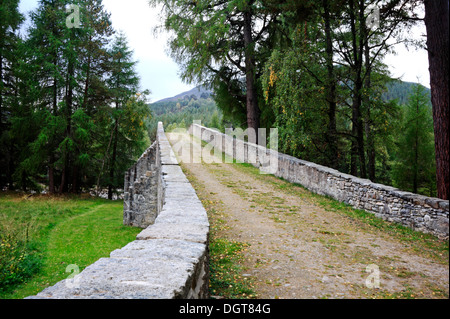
167 132 449 299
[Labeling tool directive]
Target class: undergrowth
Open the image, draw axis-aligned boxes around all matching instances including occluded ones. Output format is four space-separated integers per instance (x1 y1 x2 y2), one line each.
0 193 140 299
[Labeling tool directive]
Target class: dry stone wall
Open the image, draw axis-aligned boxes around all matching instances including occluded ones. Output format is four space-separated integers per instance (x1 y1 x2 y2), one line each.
123 139 162 228
191 123 449 239
27 122 210 299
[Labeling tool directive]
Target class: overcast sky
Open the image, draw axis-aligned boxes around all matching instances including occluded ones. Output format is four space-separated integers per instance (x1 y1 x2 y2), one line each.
18 0 430 102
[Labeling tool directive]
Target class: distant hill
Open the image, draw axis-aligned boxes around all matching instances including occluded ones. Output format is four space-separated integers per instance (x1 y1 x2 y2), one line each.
150 85 215 117
155 80 429 109
154 85 213 103
147 85 220 140
383 81 431 105
147 80 431 141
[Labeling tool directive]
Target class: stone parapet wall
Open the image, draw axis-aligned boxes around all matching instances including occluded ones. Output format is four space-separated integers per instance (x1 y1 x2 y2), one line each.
27 122 210 299
191 123 449 239
123 139 162 228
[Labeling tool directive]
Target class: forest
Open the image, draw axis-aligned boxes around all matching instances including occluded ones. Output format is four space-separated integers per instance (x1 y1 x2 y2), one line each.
1 0 448 200
0 0 151 199
150 0 448 199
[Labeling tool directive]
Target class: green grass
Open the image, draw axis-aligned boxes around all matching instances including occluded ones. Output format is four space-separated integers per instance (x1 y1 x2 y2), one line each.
0 192 140 299
178 159 257 299
209 237 255 299
202 196 256 299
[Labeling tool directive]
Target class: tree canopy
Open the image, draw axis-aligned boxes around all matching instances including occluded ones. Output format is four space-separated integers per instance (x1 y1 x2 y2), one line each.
0 0 151 195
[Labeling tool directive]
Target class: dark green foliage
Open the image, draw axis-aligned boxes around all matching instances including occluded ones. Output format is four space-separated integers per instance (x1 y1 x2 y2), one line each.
391 84 436 196
0 234 42 293
0 0 24 189
0 0 150 195
212 79 247 128
259 0 433 194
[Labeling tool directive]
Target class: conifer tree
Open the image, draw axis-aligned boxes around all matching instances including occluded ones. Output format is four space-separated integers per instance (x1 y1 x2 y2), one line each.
392 84 436 196
70 0 114 193
105 32 148 199
150 0 294 134
0 0 23 189
22 0 72 193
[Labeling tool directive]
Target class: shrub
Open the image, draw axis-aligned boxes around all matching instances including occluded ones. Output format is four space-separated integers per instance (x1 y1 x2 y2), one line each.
0 233 42 293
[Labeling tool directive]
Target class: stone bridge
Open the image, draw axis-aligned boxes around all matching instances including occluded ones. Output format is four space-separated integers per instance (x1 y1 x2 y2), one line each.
191 123 448 239
28 121 448 299
28 122 209 299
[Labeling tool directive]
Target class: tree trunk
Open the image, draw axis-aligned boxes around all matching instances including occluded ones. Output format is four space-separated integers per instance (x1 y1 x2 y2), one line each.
58 166 66 194
351 91 366 178
49 157 55 194
60 60 74 194
363 19 375 182
72 164 79 194
53 57 58 115
108 118 119 200
49 56 58 194
349 0 366 178
7 141 14 190
424 0 449 200
243 3 259 138
83 48 92 115
412 116 419 194
323 0 338 169
365 114 375 181
0 54 3 134
413 101 419 194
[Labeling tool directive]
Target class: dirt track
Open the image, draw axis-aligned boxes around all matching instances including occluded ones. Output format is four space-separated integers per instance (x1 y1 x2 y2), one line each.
167 132 449 299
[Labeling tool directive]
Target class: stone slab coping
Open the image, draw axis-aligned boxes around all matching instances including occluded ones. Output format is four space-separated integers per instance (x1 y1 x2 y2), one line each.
136 223 209 244
27 249 200 299
27 122 210 299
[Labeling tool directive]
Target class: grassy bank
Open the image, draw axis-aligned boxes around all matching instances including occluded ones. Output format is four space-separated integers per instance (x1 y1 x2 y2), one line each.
0 192 140 299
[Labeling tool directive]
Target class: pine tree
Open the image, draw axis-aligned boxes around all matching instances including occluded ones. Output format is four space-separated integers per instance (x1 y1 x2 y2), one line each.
150 0 300 135
104 32 148 200
0 0 23 189
22 0 71 193
392 84 436 196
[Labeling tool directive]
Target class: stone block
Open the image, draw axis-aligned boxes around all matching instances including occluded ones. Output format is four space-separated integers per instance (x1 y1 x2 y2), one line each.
154 207 209 227
28 256 199 299
110 239 206 263
136 223 209 244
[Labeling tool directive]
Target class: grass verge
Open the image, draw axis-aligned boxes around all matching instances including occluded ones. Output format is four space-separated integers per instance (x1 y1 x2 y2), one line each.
0 192 140 299
179 162 257 299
